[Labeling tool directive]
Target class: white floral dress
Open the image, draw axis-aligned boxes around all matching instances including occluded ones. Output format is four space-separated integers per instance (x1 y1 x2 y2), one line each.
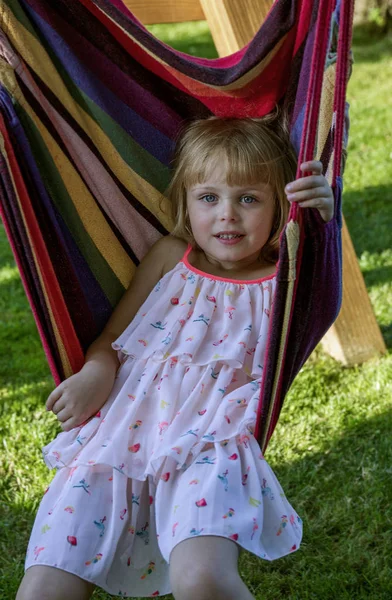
25 244 302 597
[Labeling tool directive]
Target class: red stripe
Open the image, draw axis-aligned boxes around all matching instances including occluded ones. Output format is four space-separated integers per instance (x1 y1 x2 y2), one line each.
0 125 60 384
332 0 354 184
294 0 316 54
293 0 335 221
302 0 335 164
1 118 84 380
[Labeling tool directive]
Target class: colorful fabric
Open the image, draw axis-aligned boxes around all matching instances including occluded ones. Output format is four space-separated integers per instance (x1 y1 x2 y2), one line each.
0 0 347 450
26 246 302 596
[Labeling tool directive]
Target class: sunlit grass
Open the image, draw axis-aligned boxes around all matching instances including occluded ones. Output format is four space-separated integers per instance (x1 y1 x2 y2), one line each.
0 265 19 284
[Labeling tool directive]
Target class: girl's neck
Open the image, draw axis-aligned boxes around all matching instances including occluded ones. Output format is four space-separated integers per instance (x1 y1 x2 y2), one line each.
188 247 276 281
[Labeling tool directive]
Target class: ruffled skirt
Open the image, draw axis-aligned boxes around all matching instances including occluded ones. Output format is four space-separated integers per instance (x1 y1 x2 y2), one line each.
25 356 302 597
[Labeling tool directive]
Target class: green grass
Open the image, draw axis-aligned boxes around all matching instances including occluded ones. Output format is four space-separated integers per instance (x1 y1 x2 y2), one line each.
1 21 392 600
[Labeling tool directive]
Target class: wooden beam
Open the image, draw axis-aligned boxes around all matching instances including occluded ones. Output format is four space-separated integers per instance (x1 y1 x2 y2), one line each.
123 1 205 25
200 0 272 56
200 0 386 365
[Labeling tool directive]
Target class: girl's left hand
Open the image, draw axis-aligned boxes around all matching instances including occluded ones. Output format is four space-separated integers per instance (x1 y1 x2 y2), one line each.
285 160 334 223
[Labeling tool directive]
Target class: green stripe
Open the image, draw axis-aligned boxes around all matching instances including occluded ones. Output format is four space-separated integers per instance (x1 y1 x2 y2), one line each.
80 91 172 193
43 46 171 192
15 103 126 307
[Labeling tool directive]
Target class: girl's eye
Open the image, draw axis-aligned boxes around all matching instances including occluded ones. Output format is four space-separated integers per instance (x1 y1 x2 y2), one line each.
240 196 257 204
201 194 217 203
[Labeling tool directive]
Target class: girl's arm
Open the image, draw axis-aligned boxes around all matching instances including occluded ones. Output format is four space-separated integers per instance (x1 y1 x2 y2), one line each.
46 236 183 431
285 160 334 223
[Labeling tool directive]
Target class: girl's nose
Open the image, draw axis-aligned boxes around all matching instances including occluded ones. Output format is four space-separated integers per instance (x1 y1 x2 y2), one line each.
219 200 238 221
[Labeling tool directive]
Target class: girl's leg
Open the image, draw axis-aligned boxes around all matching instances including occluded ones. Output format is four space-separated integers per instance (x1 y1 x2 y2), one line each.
169 535 255 600
16 566 95 600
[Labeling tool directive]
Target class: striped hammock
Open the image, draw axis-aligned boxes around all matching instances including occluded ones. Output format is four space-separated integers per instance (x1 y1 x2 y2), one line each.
0 0 353 452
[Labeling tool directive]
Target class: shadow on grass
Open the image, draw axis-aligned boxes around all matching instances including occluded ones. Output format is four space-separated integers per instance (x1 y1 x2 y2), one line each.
363 266 392 349
242 408 392 599
352 26 392 63
363 265 392 287
0 301 52 387
379 325 392 350
0 223 18 271
343 184 392 257
2 407 391 600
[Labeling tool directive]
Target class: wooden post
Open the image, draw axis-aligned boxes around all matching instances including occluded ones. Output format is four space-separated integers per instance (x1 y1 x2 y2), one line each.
126 0 386 365
199 0 271 56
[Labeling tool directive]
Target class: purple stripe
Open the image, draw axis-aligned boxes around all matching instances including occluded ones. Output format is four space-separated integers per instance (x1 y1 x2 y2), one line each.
21 2 181 152
2 88 113 347
291 20 318 127
108 0 131 17
290 104 306 155
0 87 64 376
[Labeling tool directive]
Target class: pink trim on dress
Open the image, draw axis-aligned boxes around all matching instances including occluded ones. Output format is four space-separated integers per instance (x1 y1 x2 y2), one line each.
181 244 276 284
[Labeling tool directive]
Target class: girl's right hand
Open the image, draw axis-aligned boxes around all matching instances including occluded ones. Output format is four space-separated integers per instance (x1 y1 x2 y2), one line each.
46 362 116 432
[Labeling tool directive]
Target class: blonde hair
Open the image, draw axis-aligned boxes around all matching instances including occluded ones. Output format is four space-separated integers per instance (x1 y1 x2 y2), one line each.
167 111 297 263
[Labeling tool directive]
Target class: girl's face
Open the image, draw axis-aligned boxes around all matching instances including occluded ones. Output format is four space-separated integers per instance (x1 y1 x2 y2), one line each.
186 162 276 269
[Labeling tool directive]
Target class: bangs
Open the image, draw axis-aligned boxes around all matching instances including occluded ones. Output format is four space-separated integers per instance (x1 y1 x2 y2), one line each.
181 133 285 190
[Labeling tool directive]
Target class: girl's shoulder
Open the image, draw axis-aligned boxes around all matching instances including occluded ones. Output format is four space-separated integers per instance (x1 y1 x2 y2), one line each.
160 236 188 276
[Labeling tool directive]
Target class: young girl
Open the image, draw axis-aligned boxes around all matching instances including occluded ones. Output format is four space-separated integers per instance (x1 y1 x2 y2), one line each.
17 116 334 600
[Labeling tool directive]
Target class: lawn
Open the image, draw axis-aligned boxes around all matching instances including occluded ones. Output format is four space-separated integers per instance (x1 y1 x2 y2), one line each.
0 20 391 600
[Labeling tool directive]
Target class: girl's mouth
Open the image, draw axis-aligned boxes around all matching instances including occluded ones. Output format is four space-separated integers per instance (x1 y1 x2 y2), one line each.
215 233 245 245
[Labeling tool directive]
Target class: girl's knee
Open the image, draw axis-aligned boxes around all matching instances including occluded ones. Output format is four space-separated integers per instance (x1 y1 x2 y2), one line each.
169 536 241 600
16 566 94 600
172 570 240 600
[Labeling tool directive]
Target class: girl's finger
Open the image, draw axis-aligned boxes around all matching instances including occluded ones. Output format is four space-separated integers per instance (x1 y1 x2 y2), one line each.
300 160 323 175
50 396 66 415
297 200 334 222
287 187 329 202
46 386 63 411
52 400 66 418
286 175 325 193
61 417 78 432
297 199 330 210
53 404 71 422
